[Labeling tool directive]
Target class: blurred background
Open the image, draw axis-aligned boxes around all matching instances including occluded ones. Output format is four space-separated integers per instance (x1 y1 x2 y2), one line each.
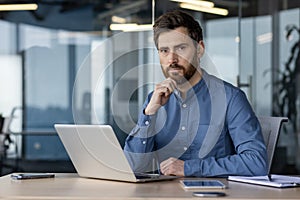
0 0 299 175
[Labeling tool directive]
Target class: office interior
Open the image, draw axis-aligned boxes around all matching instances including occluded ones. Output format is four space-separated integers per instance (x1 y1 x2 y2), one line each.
0 0 299 176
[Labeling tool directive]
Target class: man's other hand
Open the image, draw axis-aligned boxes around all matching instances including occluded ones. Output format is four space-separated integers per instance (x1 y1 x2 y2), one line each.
160 157 184 176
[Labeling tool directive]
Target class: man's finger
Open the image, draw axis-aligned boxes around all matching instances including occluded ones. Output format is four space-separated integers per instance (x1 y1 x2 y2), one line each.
160 157 175 170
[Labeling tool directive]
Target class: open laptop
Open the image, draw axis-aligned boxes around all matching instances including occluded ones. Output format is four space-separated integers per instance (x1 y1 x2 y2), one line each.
54 124 179 183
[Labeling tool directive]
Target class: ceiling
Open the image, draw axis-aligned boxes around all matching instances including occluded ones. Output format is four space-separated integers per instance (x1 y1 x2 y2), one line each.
0 0 299 31
0 0 152 30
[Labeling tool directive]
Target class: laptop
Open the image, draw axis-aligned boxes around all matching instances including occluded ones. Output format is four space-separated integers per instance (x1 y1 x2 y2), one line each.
54 124 179 183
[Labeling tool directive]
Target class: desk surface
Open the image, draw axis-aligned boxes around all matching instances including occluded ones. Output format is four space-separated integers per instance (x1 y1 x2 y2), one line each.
0 173 299 200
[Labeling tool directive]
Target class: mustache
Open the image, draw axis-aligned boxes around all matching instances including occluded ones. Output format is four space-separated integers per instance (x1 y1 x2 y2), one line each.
168 63 184 70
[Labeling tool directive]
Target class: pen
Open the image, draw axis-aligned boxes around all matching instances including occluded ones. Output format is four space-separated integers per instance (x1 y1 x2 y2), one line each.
152 158 161 175
157 159 161 175
267 174 272 181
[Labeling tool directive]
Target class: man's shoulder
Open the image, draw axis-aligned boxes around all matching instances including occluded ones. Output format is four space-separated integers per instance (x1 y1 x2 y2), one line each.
202 70 242 96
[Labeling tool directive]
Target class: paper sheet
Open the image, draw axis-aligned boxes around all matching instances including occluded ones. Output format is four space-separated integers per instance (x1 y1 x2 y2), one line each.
228 174 300 188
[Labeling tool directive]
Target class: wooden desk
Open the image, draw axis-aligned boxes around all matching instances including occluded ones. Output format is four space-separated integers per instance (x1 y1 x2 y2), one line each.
0 173 299 199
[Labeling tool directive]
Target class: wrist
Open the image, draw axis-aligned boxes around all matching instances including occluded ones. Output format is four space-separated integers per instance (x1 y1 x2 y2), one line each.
144 104 160 115
144 107 156 115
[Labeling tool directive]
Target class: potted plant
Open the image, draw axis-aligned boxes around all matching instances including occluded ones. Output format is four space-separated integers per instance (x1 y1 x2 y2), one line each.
272 25 300 128
271 24 300 171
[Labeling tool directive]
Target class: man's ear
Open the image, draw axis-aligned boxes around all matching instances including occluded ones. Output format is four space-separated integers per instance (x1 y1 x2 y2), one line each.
197 41 205 58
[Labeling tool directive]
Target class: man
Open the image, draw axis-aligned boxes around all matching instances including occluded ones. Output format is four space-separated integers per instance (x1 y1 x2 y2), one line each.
124 10 268 177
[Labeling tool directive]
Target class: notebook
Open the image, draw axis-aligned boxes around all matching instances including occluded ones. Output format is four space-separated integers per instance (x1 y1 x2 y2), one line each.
228 174 300 188
54 124 178 183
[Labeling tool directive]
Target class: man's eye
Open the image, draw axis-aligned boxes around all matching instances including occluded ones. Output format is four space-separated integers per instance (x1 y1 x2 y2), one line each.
177 46 186 51
159 49 169 54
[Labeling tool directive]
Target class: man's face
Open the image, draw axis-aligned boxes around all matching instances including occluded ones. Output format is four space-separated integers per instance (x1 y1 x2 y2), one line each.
157 27 203 85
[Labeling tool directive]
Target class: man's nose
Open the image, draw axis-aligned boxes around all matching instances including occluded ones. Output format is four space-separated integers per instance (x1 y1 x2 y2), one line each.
168 51 178 63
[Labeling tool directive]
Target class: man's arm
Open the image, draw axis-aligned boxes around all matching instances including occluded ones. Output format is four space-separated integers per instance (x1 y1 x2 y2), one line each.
124 78 177 173
160 90 268 177
185 90 268 177
123 98 157 173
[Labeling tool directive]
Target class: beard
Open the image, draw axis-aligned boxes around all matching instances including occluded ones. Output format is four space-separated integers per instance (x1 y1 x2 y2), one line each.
167 63 196 84
162 55 198 85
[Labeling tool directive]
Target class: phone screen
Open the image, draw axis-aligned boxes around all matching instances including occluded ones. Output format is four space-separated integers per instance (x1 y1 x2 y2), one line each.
10 173 55 180
180 180 226 189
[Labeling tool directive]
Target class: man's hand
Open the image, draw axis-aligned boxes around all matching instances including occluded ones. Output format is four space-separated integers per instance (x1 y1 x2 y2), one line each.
145 78 177 115
160 157 184 176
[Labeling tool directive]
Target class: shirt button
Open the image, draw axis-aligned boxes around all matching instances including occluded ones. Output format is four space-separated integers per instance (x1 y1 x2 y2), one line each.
182 104 187 108
145 121 149 126
142 141 146 145
183 147 188 151
181 126 186 131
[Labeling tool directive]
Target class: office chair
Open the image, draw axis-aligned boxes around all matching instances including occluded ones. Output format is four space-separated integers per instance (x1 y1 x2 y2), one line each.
257 116 288 174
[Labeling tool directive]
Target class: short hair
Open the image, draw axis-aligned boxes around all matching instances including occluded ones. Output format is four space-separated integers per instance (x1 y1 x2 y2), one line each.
153 10 203 49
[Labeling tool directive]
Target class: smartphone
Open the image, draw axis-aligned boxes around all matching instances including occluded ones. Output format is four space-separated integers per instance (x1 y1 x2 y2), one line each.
10 173 55 180
180 180 226 190
193 192 226 197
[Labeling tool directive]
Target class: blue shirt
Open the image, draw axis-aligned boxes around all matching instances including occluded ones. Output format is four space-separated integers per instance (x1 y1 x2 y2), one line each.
124 70 268 177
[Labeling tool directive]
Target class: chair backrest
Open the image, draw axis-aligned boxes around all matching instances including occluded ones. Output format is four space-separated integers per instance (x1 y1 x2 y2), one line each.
257 116 288 174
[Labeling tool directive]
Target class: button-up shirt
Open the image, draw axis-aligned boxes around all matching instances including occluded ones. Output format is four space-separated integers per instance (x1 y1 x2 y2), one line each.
124 70 268 177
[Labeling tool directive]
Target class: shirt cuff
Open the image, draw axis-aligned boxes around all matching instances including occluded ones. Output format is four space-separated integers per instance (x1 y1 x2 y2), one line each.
137 110 154 127
184 159 202 177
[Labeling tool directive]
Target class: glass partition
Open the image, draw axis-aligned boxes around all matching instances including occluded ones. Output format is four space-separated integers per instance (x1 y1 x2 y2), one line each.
278 8 300 170
0 20 17 54
205 18 239 85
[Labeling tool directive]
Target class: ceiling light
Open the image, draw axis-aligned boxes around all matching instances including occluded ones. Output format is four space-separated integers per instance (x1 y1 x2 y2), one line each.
125 24 153 32
171 0 214 8
110 23 153 32
111 16 127 24
0 4 38 11
180 3 228 16
110 23 139 31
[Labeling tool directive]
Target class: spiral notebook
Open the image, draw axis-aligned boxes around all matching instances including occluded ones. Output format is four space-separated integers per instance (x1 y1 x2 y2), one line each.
228 174 300 188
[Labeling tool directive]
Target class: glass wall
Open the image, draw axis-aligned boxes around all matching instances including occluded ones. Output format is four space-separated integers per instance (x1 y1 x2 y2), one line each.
88 30 157 147
205 18 239 85
21 24 70 159
20 25 100 159
0 20 22 160
278 8 300 170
